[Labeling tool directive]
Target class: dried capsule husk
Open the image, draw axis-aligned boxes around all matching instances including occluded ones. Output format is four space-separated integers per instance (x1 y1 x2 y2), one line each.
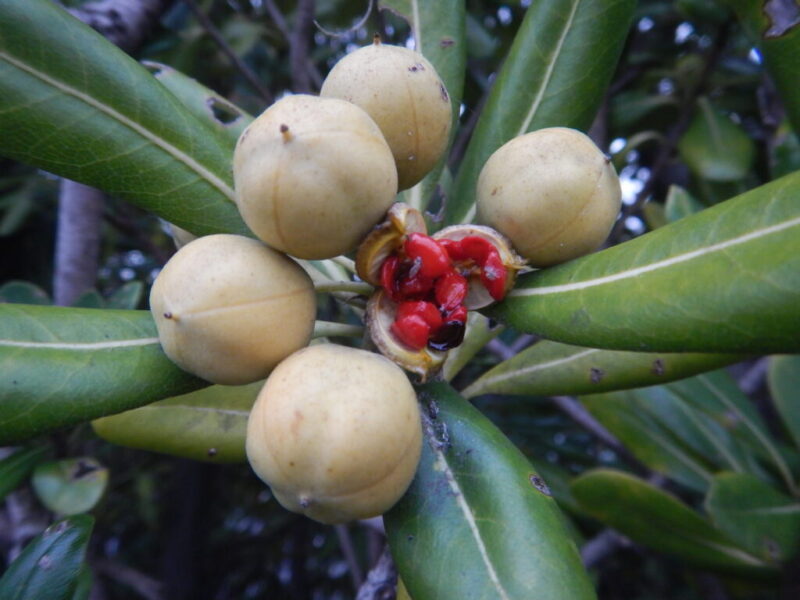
150 234 316 385
432 224 526 310
355 202 427 286
233 94 398 260
366 289 447 381
320 37 452 191
476 127 621 267
246 344 422 524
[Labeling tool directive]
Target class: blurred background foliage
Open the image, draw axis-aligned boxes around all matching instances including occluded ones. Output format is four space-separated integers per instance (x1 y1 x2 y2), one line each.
1 0 799 599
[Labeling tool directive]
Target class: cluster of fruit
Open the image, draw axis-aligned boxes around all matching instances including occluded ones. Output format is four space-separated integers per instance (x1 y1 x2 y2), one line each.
147 36 622 525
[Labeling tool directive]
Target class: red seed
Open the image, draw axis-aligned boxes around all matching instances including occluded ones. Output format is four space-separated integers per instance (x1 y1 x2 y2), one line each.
438 238 467 261
398 272 434 298
481 250 507 301
391 314 430 350
458 236 494 265
396 300 443 332
445 305 468 324
380 256 401 301
404 233 452 279
435 270 468 311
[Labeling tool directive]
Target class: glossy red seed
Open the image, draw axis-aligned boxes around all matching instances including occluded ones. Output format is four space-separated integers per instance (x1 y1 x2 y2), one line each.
405 233 452 279
458 236 495 265
391 314 430 350
445 305 468 324
438 238 467 261
398 272 434 298
396 300 443 332
380 256 401 301
435 270 468 311
480 250 507 301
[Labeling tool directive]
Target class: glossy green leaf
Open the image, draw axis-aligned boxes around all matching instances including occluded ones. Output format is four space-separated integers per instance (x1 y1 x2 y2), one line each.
462 339 741 399
492 171 800 354
0 304 205 444
31 458 108 516
380 0 466 213
768 355 800 449
446 0 635 225
70 567 92 600
0 514 94 600
706 472 800 564
0 445 50 501
582 370 790 492
678 98 755 181
141 60 253 147
722 0 800 133
0 0 248 237
571 469 775 577
92 381 260 463
0 280 50 305
664 184 705 223
385 382 596 600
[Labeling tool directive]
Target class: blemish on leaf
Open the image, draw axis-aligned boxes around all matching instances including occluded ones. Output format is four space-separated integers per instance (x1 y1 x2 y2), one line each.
72 459 98 480
763 0 800 38
589 367 604 384
407 534 414 541
207 447 218 457
207 97 242 125
38 554 53 570
529 474 552 496
764 537 781 560
651 358 665 376
440 38 455 48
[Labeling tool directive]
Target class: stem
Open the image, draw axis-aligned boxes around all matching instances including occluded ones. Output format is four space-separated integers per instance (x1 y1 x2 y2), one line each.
313 321 365 339
314 281 373 295
331 255 357 273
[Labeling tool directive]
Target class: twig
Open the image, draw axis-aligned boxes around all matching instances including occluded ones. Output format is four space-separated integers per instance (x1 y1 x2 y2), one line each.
182 0 273 104
610 19 733 240
290 0 315 93
54 180 104 306
335 524 365 591
93 559 164 600
738 357 769 396
356 545 397 600
581 528 628 568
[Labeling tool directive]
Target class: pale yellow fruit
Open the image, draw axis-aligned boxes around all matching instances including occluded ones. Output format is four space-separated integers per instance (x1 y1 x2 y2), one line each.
150 234 316 385
476 127 622 267
320 38 452 191
233 94 397 260
246 344 422 524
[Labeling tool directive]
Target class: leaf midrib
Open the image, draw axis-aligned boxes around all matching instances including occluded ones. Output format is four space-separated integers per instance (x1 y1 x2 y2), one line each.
0 51 236 202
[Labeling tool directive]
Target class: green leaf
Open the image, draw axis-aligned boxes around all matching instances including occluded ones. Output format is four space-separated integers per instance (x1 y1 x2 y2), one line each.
0 304 205 444
385 382 596 600
678 98 756 181
0 514 94 600
664 184 705 223
105 281 144 311
92 381 260 463
0 0 248 237
0 445 50 501
141 61 253 148
706 472 800 564
380 0 466 214
722 0 800 133
446 0 635 225
571 469 775 577
462 339 741 399
31 458 108 516
492 171 800 354
768 355 800 449
0 281 50 305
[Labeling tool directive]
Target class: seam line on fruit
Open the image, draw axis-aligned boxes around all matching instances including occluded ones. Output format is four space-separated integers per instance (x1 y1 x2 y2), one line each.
511 216 800 297
176 288 312 320
463 348 597 396
431 442 511 600
0 51 237 203
515 0 581 138
0 337 160 350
